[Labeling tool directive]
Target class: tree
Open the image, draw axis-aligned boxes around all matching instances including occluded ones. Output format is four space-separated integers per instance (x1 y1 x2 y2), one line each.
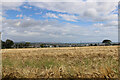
5 39 14 48
94 44 97 46
53 45 56 47
18 43 25 48
2 40 6 49
89 44 93 46
102 39 112 45
24 42 30 48
15 43 19 48
40 44 44 48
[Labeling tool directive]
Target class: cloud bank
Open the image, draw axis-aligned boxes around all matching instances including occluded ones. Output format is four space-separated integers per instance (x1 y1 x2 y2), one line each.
1 2 118 42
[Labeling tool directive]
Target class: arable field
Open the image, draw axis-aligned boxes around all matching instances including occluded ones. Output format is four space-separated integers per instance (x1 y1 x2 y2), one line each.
2 46 119 79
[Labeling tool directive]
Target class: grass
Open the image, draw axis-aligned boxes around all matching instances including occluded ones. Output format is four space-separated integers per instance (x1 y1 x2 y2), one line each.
2 58 13 67
2 46 119 78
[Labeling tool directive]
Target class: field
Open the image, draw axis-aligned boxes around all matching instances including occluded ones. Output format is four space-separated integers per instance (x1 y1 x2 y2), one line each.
2 46 119 79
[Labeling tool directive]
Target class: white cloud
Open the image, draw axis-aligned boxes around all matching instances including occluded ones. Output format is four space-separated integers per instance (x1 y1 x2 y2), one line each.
1 2 118 42
35 12 42 15
58 14 78 22
2 2 24 11
105 21 118 27
28 2 118 22
2 0 26 2
93 23 104 27
0 2 2 32
83 8 98 18
44 13 78 22
94 30 100 33
46 13 58 18
2 18 118 42
27 0 119 2
16 14 23 18
2 2 118 22
23 6 32 9
93 21 118 28
15 21 21 26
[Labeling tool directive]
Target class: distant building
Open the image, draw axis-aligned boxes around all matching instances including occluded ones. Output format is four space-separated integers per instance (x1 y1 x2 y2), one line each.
69 45 72 47
49 45 53 48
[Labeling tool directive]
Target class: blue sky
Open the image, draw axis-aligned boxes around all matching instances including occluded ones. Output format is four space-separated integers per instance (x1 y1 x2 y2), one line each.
4 2 95 27
1 2 118 42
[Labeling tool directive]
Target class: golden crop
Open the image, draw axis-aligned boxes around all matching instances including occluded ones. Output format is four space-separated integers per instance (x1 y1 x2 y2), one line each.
2 46 119 79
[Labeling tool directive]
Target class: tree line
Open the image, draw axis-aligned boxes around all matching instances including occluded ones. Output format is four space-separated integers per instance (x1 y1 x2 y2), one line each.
2 39 30 49
1 39 113 49
2 39 14 48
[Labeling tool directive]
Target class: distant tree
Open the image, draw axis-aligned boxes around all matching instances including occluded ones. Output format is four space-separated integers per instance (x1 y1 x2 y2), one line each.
2 41 6 49
18 43 25 48
15 43 19 48
40 44 44 48
102 39 112 45
5 39 14 48
94 44 97 46
89 44 93 46
53 45 56 47
24 42 30 48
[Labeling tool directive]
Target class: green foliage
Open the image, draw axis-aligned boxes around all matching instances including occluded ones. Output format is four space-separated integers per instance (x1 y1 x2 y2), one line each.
40 44 44 48
2 39 32 49
18 43 25 48
2 41 6 49
102 39 112 45
5 39 14 48
24 42 30 48
94 44 97 46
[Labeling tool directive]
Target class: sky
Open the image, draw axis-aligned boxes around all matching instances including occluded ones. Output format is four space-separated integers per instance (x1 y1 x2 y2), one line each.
0 1 119 43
